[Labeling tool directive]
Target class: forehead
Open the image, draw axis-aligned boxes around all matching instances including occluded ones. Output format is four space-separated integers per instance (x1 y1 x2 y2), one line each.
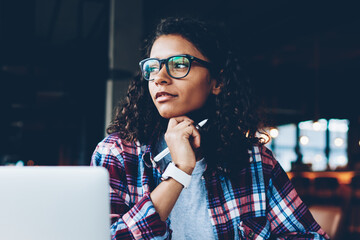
150 34 206 60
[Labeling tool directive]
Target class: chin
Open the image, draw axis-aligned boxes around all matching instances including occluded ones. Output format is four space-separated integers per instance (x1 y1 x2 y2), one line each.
159 112 181 119
157 106 205 120
158 109 189 119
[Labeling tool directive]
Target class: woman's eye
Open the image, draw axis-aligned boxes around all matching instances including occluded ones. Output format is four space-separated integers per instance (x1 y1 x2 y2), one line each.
174 63 188 69
170 57 189 70
149 67 158 72
173 60 189 69
146 65 159 73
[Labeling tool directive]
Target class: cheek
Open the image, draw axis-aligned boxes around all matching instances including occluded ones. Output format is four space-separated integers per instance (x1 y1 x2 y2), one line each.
147 84 158 107
184 82 212 104
148 83 155 99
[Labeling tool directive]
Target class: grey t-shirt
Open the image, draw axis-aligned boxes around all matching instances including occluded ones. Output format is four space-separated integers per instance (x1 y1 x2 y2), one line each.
155 136 216 240
169 158 216 240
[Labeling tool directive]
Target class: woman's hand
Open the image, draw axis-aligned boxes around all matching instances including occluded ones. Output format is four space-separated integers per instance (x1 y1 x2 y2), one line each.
164 116 201 175
150 116 201 221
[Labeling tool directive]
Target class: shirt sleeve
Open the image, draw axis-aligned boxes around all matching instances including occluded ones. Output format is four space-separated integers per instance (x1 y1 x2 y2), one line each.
266 160 330 239
91 139 171 240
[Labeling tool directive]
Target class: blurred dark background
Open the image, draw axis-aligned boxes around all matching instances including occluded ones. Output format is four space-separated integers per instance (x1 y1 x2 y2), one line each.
1 0 359 166
0 0 109 166
0 0 359 165
1 1 360 239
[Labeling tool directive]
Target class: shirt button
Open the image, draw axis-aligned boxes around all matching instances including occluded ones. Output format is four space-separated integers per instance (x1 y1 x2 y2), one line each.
248 231 254 239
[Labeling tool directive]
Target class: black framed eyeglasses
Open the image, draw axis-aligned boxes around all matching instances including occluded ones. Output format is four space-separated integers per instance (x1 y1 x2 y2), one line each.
139 54 212 81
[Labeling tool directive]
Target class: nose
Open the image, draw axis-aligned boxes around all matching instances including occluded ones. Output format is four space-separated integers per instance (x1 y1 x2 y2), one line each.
152 65 171 85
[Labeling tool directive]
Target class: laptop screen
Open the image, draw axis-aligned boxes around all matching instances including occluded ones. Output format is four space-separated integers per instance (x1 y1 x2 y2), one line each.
0 166 110 240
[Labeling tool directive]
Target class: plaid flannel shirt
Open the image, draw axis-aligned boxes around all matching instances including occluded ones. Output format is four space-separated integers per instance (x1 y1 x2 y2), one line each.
91 133 330 240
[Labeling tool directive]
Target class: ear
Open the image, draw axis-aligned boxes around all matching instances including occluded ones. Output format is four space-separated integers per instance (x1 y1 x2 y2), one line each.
211 80 223 95
210 69 223 95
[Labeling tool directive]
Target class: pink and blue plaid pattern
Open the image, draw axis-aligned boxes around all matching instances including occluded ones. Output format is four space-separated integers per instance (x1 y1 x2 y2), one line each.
91 133 329 240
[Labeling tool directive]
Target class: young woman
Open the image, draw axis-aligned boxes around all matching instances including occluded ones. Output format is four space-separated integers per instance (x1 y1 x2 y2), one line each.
91 17 329 240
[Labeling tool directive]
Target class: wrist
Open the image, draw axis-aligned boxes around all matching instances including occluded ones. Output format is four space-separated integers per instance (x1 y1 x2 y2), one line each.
175 163 194 175
162 162 192 188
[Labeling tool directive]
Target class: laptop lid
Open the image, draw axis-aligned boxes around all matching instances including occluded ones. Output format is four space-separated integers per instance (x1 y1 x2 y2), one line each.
0 166 110 240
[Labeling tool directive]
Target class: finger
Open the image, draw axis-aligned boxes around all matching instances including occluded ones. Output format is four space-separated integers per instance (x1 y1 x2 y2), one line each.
174 119 195 130
110 214 120 219
168 116 194 129
190 127 201 149
183 124 201 149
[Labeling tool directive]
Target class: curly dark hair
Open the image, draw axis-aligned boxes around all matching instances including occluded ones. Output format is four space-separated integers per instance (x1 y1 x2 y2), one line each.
107 17 265 175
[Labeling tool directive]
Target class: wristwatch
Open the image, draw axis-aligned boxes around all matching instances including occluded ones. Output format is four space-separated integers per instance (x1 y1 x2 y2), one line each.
161 162 192 188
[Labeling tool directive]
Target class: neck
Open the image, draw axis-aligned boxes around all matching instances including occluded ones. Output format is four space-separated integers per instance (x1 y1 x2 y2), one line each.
187 107 210 125
187 95 216 124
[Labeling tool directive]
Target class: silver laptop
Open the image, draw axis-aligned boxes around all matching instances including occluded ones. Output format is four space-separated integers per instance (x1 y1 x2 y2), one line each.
0 166 110 240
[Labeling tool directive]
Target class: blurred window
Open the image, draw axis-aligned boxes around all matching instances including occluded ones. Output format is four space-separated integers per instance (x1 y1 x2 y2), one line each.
328 119 348 170
299 119 327 171
266 118 349 172
273 124 297 172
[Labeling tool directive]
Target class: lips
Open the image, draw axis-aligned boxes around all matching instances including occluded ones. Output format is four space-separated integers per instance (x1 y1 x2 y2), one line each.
155 91 177 102
155 91 176 98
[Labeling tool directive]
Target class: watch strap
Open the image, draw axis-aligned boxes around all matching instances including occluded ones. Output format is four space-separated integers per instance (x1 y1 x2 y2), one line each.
161 162 192 188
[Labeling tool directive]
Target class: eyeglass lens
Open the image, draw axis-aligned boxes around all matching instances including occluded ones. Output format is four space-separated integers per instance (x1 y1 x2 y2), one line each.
142 56 190 80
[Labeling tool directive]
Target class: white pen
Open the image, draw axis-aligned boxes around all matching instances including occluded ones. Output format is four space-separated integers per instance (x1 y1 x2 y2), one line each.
153 119 208 162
